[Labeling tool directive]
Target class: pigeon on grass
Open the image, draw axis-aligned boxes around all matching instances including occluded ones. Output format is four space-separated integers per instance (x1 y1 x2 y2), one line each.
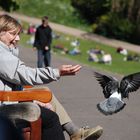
94 72 140 115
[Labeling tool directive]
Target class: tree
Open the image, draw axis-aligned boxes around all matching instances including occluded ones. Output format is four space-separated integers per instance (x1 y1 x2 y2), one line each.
71 0 110 23
0 0 19 11
72 0 139 44
110 0 140 44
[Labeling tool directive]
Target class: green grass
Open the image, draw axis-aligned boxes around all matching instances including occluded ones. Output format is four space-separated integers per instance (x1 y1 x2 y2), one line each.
19 32 140 75
16 0 90 31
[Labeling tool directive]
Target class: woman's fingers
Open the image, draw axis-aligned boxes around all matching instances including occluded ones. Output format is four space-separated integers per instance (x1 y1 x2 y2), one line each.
60 65 82 76
70 65 82 72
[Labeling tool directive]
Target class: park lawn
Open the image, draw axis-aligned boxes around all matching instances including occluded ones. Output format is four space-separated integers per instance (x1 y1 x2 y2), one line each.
17 0 89 31
20 33 140 75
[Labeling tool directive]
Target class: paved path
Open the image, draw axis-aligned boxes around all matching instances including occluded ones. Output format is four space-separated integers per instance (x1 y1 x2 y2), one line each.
19 46 140 140
0 11 140 53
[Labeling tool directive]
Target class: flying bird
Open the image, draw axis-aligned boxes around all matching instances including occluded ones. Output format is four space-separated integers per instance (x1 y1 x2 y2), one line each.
94 71 140 115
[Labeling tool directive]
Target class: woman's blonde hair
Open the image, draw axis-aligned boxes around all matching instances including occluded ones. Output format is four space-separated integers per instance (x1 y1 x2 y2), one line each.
0 14 22 34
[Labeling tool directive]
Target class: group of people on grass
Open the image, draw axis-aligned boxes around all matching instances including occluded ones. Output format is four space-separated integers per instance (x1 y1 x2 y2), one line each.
87 48 112 65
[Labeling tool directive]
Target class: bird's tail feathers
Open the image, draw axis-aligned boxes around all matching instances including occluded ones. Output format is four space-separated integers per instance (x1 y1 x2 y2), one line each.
97 98 126 115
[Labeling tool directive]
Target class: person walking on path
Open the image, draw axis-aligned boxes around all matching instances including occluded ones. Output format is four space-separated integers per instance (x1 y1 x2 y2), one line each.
33 16 52 67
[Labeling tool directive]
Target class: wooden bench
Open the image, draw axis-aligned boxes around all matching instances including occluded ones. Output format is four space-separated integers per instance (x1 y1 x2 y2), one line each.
0 88 52 140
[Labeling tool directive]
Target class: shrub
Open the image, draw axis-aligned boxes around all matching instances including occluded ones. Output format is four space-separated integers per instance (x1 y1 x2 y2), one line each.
93 13 135 41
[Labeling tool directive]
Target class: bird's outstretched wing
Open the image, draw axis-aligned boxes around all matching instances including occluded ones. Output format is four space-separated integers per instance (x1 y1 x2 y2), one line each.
94 72 119 98
120 72 140 98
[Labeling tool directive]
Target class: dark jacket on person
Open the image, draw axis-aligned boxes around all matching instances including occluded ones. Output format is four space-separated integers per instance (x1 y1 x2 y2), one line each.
33 25 52 50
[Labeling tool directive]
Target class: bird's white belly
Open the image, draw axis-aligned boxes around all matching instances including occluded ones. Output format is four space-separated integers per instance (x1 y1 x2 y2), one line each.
110 91 121 100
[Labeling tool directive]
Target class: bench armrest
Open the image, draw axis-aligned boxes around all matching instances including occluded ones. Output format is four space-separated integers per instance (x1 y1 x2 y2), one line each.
0 89 52 103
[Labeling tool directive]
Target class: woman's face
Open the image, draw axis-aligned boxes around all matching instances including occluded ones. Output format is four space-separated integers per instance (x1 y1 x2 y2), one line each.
0 30 20 48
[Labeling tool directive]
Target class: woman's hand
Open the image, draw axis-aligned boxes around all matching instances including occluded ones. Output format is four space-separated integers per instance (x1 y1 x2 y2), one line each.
34 100 54 111
59 65 82 76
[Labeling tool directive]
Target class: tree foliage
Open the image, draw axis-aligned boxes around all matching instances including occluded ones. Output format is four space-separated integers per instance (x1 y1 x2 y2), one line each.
71 0 110 23
0 0 19 11
71 0 140 44
110 0 140 44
